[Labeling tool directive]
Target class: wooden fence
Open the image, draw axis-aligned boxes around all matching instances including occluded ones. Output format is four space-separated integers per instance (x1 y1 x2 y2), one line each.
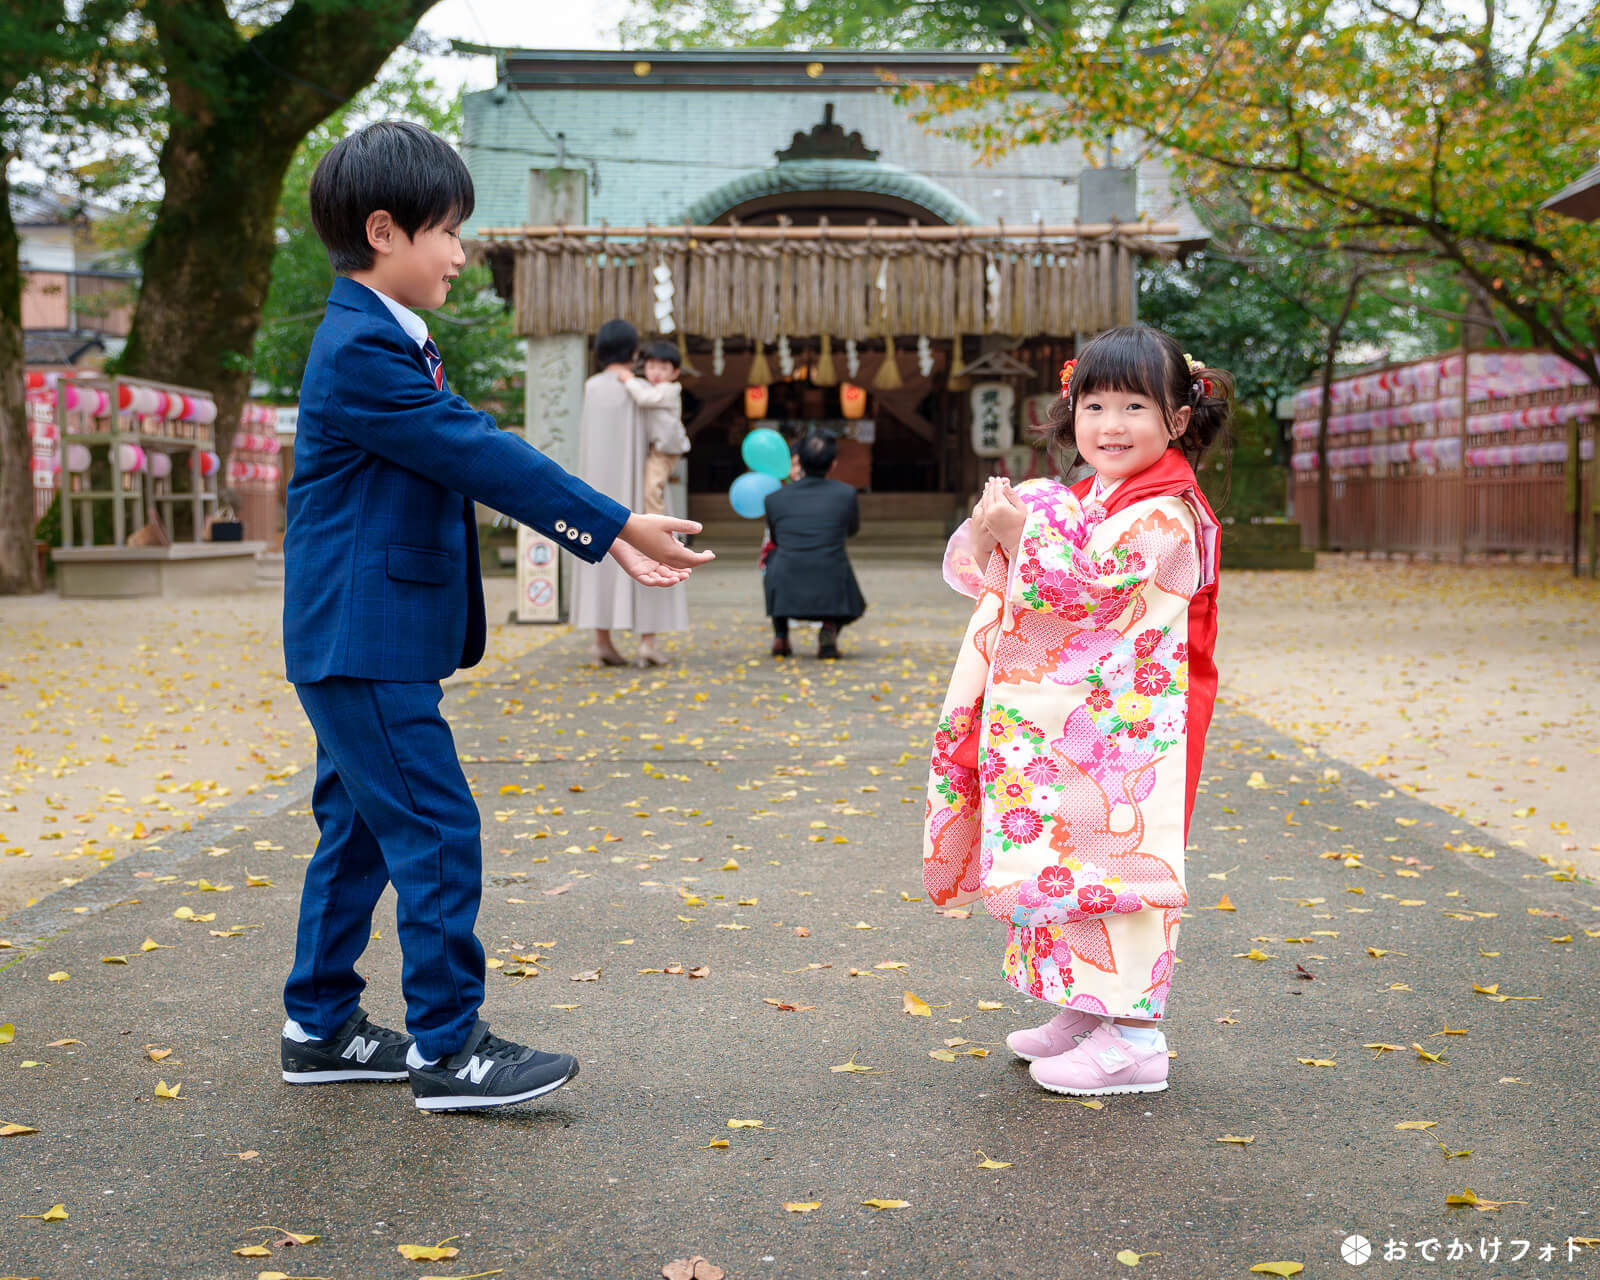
1290 351 1599 564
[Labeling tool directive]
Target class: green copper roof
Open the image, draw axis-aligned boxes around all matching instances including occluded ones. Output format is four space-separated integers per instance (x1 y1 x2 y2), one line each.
682 159 982 226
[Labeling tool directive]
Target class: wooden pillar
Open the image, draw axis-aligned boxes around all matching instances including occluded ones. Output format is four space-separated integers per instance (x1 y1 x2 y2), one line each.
518 168 588 624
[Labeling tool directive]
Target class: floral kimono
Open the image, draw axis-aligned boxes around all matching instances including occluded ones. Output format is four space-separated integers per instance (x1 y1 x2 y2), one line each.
923 449 1220 1021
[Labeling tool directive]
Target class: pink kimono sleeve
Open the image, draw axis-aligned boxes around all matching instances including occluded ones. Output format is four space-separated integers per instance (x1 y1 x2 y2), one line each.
942 519 987 598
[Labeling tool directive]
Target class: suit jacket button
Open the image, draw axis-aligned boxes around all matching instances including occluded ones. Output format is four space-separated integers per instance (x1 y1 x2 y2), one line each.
566 528 578 540
555 520 568 533
580 532 592 546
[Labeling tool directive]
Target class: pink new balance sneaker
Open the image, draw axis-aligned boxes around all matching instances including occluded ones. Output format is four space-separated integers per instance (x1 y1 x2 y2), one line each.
1006 1006 1103 1063
1028 1021 1169 1096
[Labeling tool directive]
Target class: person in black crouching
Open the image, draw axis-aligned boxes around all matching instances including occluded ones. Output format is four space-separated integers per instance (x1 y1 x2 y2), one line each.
761 430 866 659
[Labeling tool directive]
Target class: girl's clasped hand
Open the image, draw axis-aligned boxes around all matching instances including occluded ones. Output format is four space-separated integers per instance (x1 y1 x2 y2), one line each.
968 475 1029 567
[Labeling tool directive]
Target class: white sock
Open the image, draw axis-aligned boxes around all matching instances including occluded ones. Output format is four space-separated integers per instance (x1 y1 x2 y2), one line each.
406 1043 440 1070
282 1019 315 1043
1114 1022 1165 1051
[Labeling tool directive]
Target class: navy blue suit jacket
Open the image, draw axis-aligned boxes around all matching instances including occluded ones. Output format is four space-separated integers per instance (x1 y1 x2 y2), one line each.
283 276 628 683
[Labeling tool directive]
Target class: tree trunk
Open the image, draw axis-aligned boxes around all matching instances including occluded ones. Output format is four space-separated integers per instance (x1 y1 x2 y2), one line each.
116 126 296 467
118 0 438 467
0 155 41 594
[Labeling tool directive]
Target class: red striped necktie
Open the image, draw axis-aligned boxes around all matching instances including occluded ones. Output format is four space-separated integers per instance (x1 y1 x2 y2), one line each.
423 335 444 390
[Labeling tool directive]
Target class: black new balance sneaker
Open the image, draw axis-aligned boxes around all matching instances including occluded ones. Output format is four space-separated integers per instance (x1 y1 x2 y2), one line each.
408 1019 578 1112
280 1006 412 1084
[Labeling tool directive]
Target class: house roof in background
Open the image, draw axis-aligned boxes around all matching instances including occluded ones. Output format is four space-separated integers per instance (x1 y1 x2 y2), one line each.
10 185 120 227
460 62 1208 246
1542 160 1600 221
457 45 1018 91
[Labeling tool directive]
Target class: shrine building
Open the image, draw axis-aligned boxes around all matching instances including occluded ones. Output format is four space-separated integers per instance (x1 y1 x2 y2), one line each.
461 47 1206 545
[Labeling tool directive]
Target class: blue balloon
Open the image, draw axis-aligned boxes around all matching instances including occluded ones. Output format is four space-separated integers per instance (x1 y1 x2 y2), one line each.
741 427 792 480
730 470 782 519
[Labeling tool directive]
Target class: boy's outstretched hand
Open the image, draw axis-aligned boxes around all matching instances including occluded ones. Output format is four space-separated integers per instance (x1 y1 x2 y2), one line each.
609 513 714 586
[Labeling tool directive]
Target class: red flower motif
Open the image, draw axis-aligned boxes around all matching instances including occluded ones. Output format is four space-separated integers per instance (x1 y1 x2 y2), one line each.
1023 756 1061 786
951 773 980 807
1038 864 1075 897
1173 643 1188 663
1077 883 1116 914
1034 582 1069 611
1125 718 1154 740
1086 688 1113 712
1123 551 1146 573
1001 807 1044 844
1027 976 1046 1000
1062 602 1090 622
979 754 1005 784
1133 661 1170 697
1134 628 1163 659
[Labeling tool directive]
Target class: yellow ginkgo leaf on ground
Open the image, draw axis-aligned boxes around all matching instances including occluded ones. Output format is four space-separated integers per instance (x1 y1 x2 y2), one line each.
1297 1058 1336 1068
1396 1120 1437 1130
1 1122 40 1136
101 955 128 965
830 1056 878 1074
47 971 69 982
783 1202 821 1213
397 1239 460 1261
721 859 739 871
726 1119 763 1129
247 873 274 888
902 991 931 1017
1413 1043 1447 1063
1249 1264 1303 1277
975 1000 1006 1011
154 1080 182 1099
0 1023 13 1043
1446 1187 1528 1211
140 938 171 952
23 1203 68 1221
233 1245 273 1258
1116 1251 1162 1266
861 1199 910 1210
699 1139 729 1149
1210 894 1236 911
1217 1134 1255 1145
1235 949 1274 962
975 1151 1012 1170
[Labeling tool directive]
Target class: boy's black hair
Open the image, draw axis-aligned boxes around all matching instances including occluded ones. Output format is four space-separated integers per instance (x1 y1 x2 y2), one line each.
309 121 474 274
798 430 837 477
641 340 681 368
1045 324 1235 476
596 319 639 367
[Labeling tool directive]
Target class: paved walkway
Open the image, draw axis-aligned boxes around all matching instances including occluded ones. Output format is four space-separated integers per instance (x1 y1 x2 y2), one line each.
2 559 1596 1279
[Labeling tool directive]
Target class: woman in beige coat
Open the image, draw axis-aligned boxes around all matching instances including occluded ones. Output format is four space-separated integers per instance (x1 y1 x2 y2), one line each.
571 319 690 665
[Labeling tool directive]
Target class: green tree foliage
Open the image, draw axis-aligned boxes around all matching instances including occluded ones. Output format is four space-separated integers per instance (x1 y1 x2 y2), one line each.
905 0 1600 388
622 0 1115 50
251 59 521 423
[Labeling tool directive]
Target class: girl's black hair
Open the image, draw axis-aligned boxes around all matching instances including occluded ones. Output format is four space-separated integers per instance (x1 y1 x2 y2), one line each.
1045 324 1235 477
595 318 640 367
308 121 474 274
641 340 681 367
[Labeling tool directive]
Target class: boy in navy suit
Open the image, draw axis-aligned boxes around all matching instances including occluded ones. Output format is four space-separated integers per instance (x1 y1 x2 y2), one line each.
277 121 712 1111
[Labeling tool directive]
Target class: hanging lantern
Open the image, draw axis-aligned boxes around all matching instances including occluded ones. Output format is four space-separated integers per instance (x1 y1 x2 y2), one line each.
744 385 770 420
840 383 867 420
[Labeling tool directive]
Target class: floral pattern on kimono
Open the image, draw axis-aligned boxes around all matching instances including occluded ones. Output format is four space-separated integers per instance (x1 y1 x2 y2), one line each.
923 467 1217 1021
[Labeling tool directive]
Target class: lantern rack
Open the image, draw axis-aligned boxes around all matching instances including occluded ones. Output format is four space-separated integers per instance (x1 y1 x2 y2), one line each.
54 375 222 548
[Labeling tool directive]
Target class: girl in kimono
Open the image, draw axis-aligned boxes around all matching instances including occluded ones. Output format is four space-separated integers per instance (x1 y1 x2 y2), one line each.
923 325 1232 1096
